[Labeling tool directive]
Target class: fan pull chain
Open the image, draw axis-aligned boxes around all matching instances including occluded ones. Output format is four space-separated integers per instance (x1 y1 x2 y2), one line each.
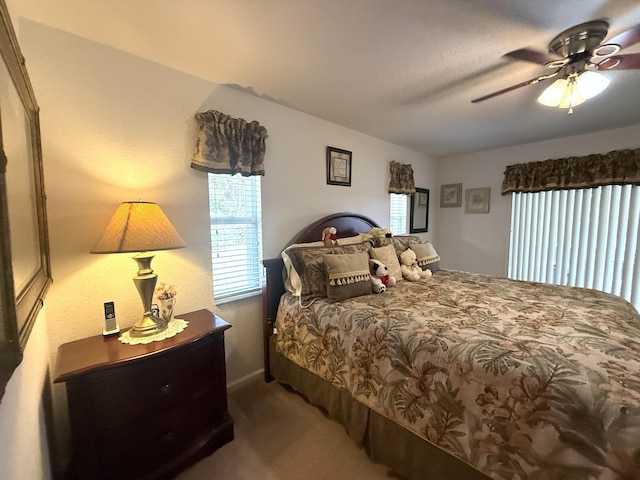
567 75 577 115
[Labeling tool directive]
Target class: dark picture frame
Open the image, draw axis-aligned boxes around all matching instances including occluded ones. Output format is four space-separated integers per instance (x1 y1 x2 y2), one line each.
410 188 429 233
326 146 352 186
0 0 52 400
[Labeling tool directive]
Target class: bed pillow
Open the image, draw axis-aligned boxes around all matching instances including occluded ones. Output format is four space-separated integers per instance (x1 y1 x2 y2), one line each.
411 241 441 272
282 238 374 295
280 233 377 295
391 235 423 255
373 235 422 255
281 240 325 295
324 253 372 302
338 233 373 245
284 241 373 299
370 244 403 282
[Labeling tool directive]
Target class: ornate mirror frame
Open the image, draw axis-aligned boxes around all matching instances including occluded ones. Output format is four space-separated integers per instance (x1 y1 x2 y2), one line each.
0 0 52 400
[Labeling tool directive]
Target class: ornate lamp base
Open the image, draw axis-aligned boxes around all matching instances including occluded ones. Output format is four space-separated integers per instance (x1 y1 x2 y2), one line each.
129 252 168 338
130 313 168 337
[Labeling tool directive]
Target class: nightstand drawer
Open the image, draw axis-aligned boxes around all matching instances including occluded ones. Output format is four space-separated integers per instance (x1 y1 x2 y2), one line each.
67 332 226 432
71 388 232 480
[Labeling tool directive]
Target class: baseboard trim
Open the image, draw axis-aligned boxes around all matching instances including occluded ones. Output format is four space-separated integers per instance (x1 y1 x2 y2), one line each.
227 368 264 393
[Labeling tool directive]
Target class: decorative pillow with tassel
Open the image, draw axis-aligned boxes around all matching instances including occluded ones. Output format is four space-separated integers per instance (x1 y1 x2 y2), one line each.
324 253 371 302
411 241 441 273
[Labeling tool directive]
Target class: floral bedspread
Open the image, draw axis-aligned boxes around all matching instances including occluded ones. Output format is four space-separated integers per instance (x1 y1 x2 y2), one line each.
274 270 640 480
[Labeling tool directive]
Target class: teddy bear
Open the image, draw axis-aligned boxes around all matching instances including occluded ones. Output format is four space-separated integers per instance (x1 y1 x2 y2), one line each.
367 227 392 239
369 259 396 294
322 226 338 246
399 248 432 282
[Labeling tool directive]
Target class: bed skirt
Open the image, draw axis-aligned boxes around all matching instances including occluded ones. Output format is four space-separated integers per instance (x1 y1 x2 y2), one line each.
270 341 488 480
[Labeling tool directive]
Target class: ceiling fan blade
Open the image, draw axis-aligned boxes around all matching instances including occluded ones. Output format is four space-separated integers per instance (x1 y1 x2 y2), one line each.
503 48 555 65
605 23 640 50
597 53 640 70
471 73 556 103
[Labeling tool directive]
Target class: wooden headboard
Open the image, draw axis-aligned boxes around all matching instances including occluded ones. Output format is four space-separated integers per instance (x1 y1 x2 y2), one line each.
261 212 380 381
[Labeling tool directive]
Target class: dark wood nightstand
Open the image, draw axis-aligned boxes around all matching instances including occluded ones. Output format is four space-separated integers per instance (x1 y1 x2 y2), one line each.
54 309 233 480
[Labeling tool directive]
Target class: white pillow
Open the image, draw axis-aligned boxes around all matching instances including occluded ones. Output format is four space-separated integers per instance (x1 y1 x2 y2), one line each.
339 233 373 245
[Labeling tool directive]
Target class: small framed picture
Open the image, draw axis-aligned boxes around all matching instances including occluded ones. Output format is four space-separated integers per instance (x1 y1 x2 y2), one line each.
326 146 352 186
465 187 490 214
440 183 462 207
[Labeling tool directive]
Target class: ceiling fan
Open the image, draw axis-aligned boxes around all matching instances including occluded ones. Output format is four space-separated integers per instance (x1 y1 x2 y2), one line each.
471 20 640 113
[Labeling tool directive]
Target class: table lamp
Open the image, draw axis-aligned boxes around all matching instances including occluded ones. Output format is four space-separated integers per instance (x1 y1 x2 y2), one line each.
91 201 186 337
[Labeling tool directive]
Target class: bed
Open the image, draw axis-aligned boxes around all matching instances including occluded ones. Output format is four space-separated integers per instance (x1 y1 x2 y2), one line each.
262 212 640 480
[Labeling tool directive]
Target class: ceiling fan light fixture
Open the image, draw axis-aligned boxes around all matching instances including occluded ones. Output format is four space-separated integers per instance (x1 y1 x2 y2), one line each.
558 88 585 109
576 70 610 99
537 70 607 112
537 78 568 107
558 74 585 113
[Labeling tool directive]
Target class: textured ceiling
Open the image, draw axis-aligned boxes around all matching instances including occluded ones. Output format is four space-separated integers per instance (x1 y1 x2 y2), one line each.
15 0 640 158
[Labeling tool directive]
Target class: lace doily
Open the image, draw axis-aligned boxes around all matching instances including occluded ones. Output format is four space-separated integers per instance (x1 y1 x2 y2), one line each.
118 319 189 345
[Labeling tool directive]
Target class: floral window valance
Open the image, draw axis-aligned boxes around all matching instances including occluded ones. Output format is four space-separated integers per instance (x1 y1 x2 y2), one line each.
502 148 640 194
388 161 416 195
191 110 268 176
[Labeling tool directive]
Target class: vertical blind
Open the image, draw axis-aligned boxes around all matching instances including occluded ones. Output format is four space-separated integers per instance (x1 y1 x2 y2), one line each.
390 193 407 235
208 173 263 301
508 185 640 311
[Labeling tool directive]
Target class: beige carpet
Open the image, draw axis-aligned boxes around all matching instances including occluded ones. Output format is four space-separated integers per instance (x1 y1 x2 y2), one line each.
176 379 405 480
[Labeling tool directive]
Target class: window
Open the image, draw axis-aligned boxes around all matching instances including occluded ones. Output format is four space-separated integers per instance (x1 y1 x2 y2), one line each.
390 193 407 235
508 185 640 311
208 173 263 302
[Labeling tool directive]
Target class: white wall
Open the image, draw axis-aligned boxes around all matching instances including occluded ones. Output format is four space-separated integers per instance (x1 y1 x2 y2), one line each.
435 124 640 276
0 309 53 480
14 18 436 474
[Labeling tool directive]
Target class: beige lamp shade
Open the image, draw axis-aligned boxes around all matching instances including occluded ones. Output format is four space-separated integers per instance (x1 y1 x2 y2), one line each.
91 201 186 254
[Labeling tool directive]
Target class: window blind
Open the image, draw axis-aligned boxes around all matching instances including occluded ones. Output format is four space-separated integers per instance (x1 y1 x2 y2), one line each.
208 173 263 302
508 185 640 311
390 193 407 235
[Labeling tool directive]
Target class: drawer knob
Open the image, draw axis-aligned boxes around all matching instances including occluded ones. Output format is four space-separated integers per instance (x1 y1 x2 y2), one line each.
160 383 172 395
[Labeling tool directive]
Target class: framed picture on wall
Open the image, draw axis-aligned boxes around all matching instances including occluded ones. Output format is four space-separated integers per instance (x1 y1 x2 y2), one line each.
440 183 462 207
326 146 352 186
465 187 490 213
